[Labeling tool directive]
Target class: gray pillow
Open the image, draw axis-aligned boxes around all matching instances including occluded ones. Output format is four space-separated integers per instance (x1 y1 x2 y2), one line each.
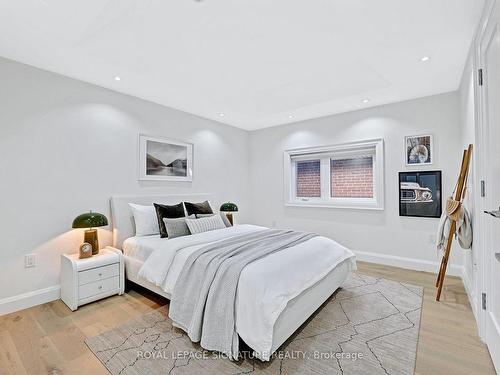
197 212 232 227
163 216 193 239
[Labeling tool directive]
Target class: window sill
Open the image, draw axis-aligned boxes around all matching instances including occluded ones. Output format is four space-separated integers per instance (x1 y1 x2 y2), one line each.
285 200 384 211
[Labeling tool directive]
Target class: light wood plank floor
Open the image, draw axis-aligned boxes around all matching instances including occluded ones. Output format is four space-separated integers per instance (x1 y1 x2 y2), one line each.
0 262 495 375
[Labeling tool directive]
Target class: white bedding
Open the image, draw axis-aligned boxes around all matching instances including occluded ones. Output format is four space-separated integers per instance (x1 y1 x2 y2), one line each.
135 224 356 359
123 235 165 262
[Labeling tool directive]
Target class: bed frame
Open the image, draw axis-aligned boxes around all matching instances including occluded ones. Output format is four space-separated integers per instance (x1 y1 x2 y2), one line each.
109 193 352 358
110 193 213 299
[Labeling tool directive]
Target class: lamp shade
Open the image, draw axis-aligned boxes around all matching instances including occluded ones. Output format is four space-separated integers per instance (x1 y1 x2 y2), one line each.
72 211 108 229
219 202 238 212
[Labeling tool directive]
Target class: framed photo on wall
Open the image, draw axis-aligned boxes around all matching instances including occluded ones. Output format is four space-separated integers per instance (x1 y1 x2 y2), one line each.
399 171 442 218
139 134 193 181
405 134 433 166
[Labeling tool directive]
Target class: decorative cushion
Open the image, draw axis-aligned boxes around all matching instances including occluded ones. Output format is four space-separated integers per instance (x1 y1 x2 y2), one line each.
154 203 186 238
185 214 226 234
163 216 192 239
129 203 159 236
184 200 213 216
196 212 232 227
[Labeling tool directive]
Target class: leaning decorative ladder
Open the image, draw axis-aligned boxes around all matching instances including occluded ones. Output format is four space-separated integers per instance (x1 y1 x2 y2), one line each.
435 144 473 301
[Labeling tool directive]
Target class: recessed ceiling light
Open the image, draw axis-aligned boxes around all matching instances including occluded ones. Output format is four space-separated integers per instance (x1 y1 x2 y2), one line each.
420 56 430 62
362 99 370 104
288 115 294 119
219 113 225 117
114 76 121 81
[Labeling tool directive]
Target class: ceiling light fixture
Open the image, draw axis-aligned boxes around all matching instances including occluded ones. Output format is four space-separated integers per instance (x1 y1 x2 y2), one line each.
219 113 225 117
362 99 370 104
114 76 121 81
288 115 294 119
420 56 430 62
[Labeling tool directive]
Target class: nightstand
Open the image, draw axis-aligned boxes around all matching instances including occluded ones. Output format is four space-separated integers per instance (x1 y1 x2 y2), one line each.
60 247 124 311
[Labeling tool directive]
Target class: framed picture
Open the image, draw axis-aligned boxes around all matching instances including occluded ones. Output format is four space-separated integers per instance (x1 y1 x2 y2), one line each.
399 171 442 218
405 134 433 166
139 134 193 181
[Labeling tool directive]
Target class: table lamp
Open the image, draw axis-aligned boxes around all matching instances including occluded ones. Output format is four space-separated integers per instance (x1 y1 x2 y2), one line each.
72 211 108 255
219 202 238 225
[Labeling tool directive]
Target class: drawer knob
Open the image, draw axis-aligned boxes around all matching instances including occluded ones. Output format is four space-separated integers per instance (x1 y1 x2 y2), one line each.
98 285 103 290
98 273 102 277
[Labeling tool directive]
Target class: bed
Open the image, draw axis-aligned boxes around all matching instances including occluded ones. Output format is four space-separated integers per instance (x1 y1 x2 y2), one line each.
110 194 356 360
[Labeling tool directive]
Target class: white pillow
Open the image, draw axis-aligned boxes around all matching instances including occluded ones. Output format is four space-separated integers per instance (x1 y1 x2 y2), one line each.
196 212 232 227
129 203 159 236
185 214 226 234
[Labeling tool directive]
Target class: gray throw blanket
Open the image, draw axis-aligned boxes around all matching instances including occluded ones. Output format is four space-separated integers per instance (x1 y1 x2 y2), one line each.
169 229 318 360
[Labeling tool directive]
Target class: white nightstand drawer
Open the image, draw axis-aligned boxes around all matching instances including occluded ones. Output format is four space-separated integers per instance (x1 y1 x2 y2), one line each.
61 247 124 311
78 276 120 300
78 263 119 285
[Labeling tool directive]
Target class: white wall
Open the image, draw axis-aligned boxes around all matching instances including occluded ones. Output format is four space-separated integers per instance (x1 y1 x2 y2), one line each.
0 56 470 314
248 93 464 273
0 57 250 309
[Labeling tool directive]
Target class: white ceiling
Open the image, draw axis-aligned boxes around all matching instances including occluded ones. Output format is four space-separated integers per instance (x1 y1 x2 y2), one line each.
0 0 484 130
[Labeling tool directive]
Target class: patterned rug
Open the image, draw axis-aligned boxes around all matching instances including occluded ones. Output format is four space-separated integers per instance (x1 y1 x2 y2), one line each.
85 273 423 375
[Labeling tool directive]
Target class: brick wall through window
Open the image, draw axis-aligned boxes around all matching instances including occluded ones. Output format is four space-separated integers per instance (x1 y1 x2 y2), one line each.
330 157 373 198
296 160 321 197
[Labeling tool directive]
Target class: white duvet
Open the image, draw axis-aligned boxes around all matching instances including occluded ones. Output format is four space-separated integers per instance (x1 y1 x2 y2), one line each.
137 224 356 359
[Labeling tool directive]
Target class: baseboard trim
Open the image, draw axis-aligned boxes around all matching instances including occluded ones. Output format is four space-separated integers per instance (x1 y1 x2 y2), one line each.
0 252 466 316
353 250 464 277
0 285 61 316
462 269 478 319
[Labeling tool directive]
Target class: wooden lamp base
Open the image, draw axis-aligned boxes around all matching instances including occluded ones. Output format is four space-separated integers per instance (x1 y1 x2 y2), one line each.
84 229 99 255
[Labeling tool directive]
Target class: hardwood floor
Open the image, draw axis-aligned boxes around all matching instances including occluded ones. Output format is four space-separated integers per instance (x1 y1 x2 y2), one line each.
0 262 494 375
356 262 495 375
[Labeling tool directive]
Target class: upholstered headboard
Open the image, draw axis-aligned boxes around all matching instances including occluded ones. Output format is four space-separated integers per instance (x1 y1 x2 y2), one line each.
110 193 213 249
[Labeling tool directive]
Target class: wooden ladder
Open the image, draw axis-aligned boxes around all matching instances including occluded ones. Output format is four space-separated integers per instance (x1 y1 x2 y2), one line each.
435 144 473 301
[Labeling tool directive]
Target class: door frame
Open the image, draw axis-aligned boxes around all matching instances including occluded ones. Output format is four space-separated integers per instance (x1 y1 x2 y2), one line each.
473 0 498 349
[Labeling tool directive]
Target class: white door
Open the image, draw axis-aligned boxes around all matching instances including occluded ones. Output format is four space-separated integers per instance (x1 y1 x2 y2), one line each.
480 0 500 370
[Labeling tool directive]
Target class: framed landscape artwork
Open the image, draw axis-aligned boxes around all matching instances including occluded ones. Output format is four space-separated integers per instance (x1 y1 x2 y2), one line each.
139 134 193 181
399 171 442 218
405 134 433 166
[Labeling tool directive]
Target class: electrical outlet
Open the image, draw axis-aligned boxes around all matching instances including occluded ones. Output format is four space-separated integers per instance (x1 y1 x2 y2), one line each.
25 254 36 268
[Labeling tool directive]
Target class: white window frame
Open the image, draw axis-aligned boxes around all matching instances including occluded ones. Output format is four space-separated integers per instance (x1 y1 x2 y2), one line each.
284 139 384 210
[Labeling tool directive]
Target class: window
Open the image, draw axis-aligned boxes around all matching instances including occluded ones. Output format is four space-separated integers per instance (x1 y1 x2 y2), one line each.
284 139 384 210
330 156 373 198
296 160 321 197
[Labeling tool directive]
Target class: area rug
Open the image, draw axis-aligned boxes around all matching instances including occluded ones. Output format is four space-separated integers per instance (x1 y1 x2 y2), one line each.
85 273 423 375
